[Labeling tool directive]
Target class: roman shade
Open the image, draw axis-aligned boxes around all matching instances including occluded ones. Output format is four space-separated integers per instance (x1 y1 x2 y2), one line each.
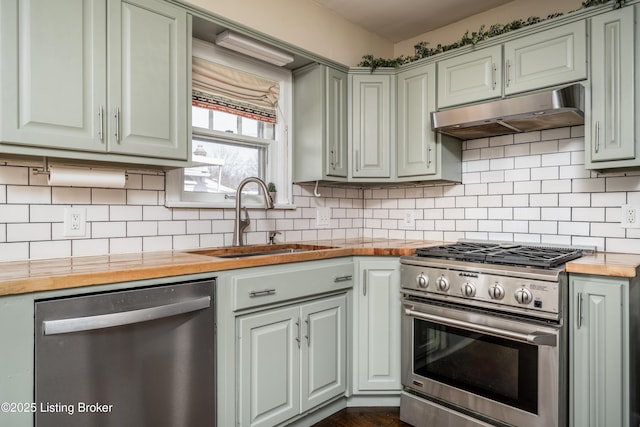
192 57 280 123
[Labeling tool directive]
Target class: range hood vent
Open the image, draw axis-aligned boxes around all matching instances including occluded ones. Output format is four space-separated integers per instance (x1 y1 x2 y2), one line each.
431 84 584 140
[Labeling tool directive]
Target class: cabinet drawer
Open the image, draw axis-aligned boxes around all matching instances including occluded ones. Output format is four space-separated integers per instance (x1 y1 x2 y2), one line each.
232 261 354 311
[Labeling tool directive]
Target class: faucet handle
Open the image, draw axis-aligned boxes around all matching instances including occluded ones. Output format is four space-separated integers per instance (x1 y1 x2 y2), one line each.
268 231 282 245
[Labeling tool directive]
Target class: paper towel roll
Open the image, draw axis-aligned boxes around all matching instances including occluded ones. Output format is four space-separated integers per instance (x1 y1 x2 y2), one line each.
47 166 126 188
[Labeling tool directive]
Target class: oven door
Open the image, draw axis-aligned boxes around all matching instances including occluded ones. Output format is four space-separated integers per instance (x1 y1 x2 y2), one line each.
401 298 565 427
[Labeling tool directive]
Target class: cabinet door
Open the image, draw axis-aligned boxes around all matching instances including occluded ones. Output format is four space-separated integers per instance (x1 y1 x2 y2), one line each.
355 259 401 391
437 45 501 108
326 68 348 178
351 74 391 178
238 306 300 427
570 276 626 427
504 20 587 95
397 64 437 177
589 8 635 163
300 294 347 412
107 0 188 160
0 0 106 152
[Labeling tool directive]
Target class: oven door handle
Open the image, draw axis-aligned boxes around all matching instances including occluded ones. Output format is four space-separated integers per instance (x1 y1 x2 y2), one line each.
404 308 557 347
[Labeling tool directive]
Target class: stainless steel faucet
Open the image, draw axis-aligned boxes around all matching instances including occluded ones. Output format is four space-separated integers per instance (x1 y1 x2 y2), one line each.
233 177 275 246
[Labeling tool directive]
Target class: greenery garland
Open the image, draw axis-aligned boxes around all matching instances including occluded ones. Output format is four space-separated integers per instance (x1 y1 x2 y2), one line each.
358 0 626 69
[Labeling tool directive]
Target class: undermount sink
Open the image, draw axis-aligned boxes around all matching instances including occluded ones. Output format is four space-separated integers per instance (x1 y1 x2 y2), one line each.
188 244 337 259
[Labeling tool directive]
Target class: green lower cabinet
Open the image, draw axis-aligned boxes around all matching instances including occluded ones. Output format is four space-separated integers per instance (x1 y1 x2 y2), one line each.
237 293 347 427
569 274 629 427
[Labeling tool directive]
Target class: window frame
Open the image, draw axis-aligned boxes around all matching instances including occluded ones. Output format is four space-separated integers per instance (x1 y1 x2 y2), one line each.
166 38 293 209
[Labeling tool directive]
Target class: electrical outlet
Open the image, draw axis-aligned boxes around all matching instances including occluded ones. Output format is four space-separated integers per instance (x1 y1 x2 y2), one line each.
316 207 331 228
64 207 87 237
402 210 415 228
621 205 640 228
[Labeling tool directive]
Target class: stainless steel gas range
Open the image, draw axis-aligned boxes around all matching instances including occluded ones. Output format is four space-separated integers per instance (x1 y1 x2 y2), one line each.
399 241 586 427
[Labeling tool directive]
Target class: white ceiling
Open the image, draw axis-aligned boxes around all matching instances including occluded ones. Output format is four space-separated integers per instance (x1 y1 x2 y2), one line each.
311 0 515 42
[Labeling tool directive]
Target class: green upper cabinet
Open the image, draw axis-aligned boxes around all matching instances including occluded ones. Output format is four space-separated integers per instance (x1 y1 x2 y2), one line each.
586 5 638 169
397 63 461 182
0 0 106 153
437 20 586 108
0 0 189 167
349 70 394 179
293 64 348 183
437 45 502 109
106 0 188 160
503 20 587 95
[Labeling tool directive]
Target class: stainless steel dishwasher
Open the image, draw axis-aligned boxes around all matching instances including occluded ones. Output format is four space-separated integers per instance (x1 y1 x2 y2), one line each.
34 279 215 427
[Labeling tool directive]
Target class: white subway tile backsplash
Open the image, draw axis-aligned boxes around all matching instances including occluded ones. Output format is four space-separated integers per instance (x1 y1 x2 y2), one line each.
7 223 50 242
0 242 29 261
92 222 127 239
529 194 558 207
2 126 640 260
143 236 173 252
541 180 571 193
110 205 143 221
7 185 50 204
530 139 559 155
0 205 29 223
52 187 91 204
514 155 541 169
73 239 110 257
591 222 625 238
504 169 531 182
559 221 590 236
572 207 605 222
592 192 626 207
30 240 71 260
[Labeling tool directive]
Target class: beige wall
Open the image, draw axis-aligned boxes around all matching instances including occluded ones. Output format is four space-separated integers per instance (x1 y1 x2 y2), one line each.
185 0 393 66
186 0 587 68
394 0 584 58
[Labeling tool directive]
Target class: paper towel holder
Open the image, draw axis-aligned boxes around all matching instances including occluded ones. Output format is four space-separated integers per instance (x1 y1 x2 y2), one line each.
32 157 129 181
31 157 51 176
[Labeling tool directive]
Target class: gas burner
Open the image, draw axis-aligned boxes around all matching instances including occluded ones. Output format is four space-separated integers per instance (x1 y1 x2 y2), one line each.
415 241 583 269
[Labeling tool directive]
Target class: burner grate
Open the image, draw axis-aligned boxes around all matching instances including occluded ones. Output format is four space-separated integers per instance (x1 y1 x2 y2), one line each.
416 242 582 268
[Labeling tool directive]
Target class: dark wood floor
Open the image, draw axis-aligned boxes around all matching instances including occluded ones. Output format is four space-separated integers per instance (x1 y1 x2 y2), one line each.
311 407 411 427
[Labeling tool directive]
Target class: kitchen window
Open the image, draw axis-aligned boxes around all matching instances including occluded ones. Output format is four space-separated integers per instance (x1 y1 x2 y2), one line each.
166 38 292 208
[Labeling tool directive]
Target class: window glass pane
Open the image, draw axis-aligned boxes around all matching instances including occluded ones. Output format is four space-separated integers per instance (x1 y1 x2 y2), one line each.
192 106 210 128
186 139 263 194
212 110 238 134
241 117 259 138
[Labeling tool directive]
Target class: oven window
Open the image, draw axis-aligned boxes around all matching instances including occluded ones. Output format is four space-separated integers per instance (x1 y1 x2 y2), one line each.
414 319 538 414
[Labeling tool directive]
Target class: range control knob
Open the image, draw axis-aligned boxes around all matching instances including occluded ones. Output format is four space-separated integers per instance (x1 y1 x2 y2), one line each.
436 276 450 292
488 283 505 300
461 282 476 297
416 273 429 288
514 287 533 305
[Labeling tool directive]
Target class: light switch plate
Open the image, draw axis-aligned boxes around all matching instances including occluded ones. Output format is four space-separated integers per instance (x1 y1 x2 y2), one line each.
316 207 331 228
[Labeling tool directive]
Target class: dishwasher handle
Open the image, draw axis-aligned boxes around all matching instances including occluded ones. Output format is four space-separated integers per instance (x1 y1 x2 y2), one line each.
42 296 211 336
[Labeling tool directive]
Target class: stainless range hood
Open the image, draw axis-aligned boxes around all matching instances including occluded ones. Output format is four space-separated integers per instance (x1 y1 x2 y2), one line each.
431 84 584 140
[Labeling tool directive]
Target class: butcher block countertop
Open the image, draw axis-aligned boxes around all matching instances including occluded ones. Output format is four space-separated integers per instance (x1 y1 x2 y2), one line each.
565 252 640 278
0 238 434 297
0 238 638 297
